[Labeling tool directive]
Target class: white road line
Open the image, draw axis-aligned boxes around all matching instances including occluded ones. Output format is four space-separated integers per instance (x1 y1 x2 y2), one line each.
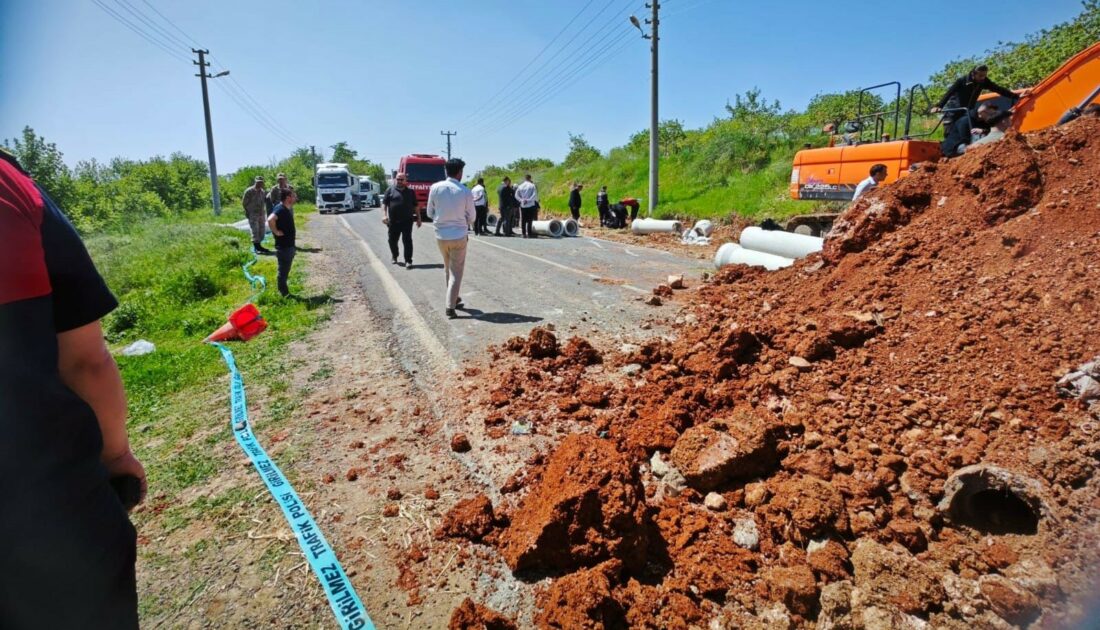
586 238 605 249
472 236 648 295
623 248 640 257
338 216 455 369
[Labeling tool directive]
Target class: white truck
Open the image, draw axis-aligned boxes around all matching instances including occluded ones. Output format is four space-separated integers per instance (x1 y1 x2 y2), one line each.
314 162 359 213
357 176 381 208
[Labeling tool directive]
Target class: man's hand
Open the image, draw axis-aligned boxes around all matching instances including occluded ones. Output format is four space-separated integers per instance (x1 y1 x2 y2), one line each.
930 106 942 114
104 448 147 507
416 220 422 228
382 215 390 225
274 229 285 237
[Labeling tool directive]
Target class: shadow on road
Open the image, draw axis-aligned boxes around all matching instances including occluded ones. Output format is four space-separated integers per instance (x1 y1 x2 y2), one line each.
296 246 323 253
408 263 444 270
456 307 542 324
291 294 343 309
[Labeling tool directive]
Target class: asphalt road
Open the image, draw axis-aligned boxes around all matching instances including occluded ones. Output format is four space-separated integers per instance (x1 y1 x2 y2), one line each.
322 209 711 366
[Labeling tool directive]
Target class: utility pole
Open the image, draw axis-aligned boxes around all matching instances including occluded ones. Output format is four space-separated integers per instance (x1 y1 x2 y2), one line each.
648 1 659 216
440 130 457 159
630 3 660 216
310 145 318 168
193 49 223 216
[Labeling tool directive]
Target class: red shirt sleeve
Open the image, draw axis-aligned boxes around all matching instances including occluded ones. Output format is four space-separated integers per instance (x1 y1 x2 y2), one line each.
0 158 50 305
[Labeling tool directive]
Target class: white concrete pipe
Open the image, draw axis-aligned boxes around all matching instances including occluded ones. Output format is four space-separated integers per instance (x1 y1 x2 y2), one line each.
631 218 683 235
562 218 580 237
714 243 794 271
532 219 564 238
487 214 499 228
691 220 714 237
738 226 823 260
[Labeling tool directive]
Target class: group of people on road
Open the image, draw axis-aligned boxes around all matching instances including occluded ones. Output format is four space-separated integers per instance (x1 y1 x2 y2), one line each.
241 172 298 297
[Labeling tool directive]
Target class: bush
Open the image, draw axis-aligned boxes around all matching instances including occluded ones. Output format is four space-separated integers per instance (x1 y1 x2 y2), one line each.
163 269 224 304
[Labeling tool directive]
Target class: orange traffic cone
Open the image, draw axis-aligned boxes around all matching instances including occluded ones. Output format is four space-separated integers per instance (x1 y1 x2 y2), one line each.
205 303 268 342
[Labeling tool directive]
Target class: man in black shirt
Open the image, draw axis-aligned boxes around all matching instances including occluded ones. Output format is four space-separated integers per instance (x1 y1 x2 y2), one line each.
596 185 610 226
496 176 518 236
382 172 421 266
2 149 144 628
931 65 1018 130
568 182 583 221
267 187 298 296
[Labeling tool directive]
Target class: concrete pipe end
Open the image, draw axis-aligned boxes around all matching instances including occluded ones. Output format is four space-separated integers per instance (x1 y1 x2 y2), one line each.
937 464 1054 535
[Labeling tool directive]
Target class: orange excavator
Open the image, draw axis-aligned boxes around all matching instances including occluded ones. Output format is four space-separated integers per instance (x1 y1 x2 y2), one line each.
786 42 1100 235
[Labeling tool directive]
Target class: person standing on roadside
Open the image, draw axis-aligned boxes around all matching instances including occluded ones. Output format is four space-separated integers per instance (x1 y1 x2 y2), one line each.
267 187 298 297
515 173 539 238
471 177 490 236
596 185 610 226
267 172 290 213
382 172 421 267
568 182 583 222
495 176 517 236
242 176 271 254
426 158 475 319
1 148 145 628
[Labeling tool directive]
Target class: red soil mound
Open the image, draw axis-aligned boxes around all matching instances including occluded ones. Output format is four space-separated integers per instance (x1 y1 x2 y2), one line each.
448 598 517 630
454 117 1100 627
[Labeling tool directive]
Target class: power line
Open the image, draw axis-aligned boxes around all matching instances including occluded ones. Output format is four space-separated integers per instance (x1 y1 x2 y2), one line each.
469 0 629 129
112 0 192 50
454 0 602 128
468 1 643 136
90 0 190 63
482 35 635 138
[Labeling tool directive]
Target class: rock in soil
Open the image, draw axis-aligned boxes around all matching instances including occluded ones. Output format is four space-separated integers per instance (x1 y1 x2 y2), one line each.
498 434 649 574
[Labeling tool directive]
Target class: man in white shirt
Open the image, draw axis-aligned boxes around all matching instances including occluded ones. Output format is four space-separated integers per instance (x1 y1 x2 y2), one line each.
471 177 489 235
515 173 540 238
426 158 476 319
852 163 887 202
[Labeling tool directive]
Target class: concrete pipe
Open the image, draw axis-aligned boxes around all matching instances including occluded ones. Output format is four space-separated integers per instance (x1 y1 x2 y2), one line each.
487 214 499 228
532 219 564 238
739 226 823 260
691 219 714 237
562 218 580 237
714 243 794 271
631 218 683 235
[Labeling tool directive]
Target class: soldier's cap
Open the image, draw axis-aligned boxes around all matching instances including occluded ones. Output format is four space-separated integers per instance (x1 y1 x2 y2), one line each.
254 176 265 183
277 172 287 178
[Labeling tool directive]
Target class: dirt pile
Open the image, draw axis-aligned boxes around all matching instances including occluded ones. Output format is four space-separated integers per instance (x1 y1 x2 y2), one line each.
452 118 1100 627
448 598 517 630
497 433 649 575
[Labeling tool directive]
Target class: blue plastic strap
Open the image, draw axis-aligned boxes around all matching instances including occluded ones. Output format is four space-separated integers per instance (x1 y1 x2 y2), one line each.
242 253 267 302
210 342 374 630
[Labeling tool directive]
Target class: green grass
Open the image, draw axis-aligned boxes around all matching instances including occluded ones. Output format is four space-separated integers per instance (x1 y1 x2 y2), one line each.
85 205 331 496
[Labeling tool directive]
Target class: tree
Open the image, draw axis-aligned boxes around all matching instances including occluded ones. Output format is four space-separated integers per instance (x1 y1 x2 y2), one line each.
507 157 554 172
563 133 601 168
3 126 72 208
329 141 358 164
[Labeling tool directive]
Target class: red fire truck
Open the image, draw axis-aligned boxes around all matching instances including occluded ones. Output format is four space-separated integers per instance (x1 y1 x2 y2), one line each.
396 154 446 220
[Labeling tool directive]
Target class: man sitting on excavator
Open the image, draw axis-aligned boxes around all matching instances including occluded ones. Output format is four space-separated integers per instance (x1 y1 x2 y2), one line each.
931 64 1018 132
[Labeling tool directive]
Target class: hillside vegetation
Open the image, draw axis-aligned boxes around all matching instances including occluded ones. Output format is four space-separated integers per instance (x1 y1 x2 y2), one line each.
479 1 1099 222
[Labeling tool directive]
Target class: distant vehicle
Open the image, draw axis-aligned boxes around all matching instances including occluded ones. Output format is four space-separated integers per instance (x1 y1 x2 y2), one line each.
357 176 381 209
396 154 446 220
315 162 358 214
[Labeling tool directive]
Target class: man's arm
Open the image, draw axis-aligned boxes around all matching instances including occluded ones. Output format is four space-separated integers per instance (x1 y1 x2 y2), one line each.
986 79 1018 101
57 320 146 500
933 77 962 110
267 211 283 236
465 191 476 227
426 186 438 221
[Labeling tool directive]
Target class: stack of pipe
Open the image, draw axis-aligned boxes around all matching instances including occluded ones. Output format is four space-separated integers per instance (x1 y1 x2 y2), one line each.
714 226 823 270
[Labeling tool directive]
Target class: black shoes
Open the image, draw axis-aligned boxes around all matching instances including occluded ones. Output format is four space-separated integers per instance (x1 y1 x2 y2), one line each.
445 308 457 319
405 260 413 269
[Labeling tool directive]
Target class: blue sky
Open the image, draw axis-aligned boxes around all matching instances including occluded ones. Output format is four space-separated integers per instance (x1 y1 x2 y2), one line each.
0 0 1084 175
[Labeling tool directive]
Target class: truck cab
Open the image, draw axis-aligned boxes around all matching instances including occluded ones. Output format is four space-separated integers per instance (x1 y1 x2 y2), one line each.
397 154 446 219
315 162 358 213
357 176 381 208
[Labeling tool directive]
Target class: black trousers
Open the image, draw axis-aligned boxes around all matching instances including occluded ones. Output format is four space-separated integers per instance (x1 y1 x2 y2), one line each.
597 202 610 226
388 219 414 262
276 245 296 295
474 205 488 234
521 207 538 237
495 206 514 235
569 206 580 220
3 481 138 629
